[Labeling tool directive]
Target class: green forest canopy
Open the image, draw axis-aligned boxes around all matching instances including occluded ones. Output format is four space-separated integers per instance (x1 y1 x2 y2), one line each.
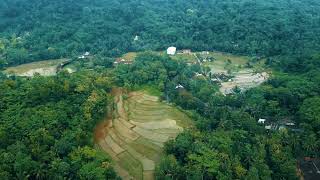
0 0 320 179
1 0 320 66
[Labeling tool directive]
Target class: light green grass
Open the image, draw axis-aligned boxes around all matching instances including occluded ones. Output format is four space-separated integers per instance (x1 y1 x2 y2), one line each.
62 63 78 72
134 85 162 97
117 152 143 179
203 51 250 74
171 54 197 63
129 137 163 162
128 97 193 127
5 59 68 74
121 52 138 61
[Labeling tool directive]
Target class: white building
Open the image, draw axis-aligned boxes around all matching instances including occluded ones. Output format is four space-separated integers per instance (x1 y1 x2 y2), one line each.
167 47 177 55
195 72 204 77
134 35 139 41
175 84 184 89
84 52 90 56
265 125 271 130
258 119 266 124
201 51 209 55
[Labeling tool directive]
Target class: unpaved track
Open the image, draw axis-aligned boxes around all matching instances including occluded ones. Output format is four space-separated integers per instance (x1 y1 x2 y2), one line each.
95 88 192 180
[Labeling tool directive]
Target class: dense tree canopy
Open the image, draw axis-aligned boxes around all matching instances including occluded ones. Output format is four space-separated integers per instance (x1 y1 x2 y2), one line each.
0 71 118 179
1 0 320 179
113 52 320 179
1 0 320 66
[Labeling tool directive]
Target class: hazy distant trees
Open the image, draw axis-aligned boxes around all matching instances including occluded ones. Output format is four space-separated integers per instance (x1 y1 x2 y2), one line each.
1 0 320 66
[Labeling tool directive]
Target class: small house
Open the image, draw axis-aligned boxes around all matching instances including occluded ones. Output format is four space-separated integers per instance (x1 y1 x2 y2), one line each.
178 49 192 54
211 78 219 82
167 47 177 55
78 52 90 59
265 125 271 130
201 51 210 55
175 84 184 89
114 58 133 65
285 122 295 126
258 119 266 124
134 35 139 41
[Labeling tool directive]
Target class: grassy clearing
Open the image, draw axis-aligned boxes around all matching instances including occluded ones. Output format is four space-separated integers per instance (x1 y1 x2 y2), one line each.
121 52 138 61
202 51 250 74
62 63 77 73
171 53 197 62
4 59 68 76
134 85 162 97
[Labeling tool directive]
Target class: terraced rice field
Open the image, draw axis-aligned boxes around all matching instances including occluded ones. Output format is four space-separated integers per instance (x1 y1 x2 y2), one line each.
96 89 193 180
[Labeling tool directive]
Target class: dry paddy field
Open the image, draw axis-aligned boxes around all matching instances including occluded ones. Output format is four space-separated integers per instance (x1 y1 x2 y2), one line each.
96 90 193 180
4 59 69 77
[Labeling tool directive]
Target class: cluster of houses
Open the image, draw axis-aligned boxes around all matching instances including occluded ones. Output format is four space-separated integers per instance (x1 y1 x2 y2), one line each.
199 55 215 63
211 73 233 83
195 72 205 78
166 47 211 57
166 47 193 55
113 58 133 65
78 52 90 59
113 47 210 66
257 118 302 132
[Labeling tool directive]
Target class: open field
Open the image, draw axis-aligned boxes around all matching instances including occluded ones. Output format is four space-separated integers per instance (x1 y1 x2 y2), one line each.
220 72 269 94
4 59 69 77
95 89 193 179
203 51 250 73
62 63 77 73
120 51 269 95
201 52 270 94
121 52 138 61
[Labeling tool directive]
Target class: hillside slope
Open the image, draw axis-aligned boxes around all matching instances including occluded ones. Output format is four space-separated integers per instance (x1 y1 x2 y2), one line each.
95 89 193 179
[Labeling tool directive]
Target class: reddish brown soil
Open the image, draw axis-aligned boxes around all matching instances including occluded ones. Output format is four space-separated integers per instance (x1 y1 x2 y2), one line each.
94 119 111 143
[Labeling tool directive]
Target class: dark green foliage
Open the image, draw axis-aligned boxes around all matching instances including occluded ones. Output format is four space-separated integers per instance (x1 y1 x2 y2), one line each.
0 71 118 179
1 0 320 179
1 0 320 66
114 52 304 179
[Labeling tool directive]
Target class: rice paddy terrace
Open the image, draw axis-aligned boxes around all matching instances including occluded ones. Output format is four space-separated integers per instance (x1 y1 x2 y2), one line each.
95 89 193 180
